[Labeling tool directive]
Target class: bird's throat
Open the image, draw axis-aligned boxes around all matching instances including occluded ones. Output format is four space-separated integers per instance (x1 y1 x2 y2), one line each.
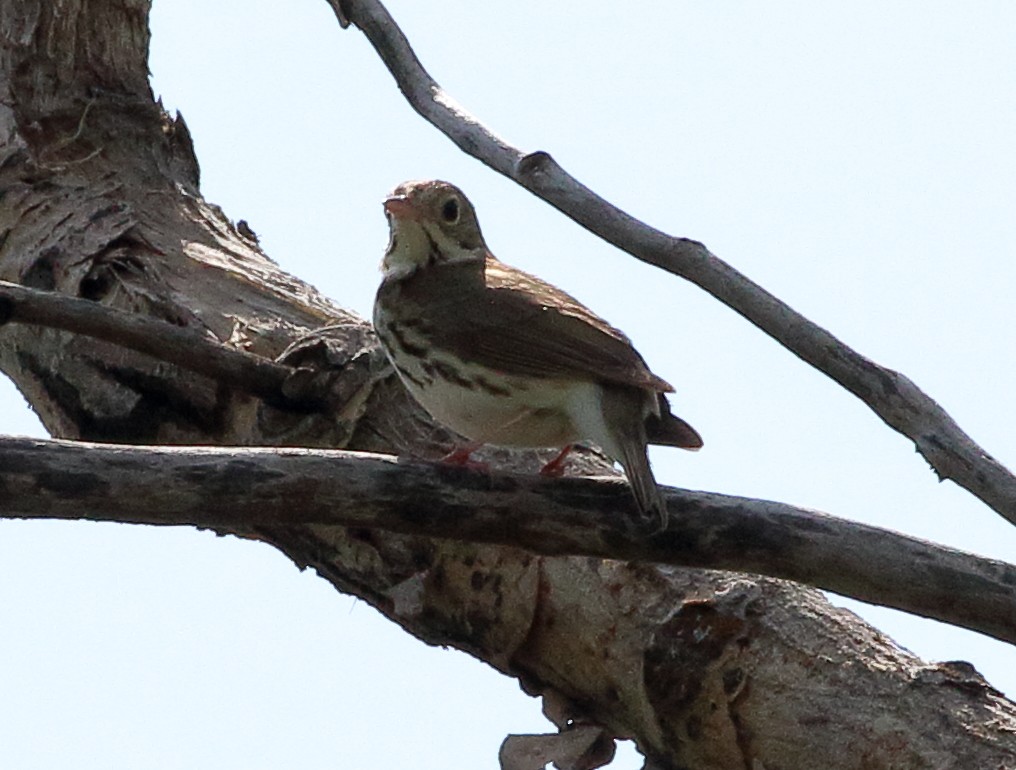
382 219 484 281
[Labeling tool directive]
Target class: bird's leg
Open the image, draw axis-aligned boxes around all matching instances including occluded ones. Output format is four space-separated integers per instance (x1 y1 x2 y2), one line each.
539 444 574 478
440 442 489 472
442 409 545 473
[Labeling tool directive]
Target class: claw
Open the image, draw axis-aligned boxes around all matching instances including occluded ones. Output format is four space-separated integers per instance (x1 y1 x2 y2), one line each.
440 443 489 472
539 444 573 478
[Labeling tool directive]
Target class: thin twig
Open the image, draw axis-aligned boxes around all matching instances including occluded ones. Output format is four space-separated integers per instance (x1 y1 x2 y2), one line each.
4 434 1016 645
331 0 1016 526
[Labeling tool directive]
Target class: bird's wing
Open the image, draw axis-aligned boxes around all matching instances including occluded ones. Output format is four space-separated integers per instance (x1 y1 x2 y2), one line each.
405 256 674 393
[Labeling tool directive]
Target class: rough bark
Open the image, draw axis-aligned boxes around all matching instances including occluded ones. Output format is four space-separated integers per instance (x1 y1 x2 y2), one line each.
1 2 1015 769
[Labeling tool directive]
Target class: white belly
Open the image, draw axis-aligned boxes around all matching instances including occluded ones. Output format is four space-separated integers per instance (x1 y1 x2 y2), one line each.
394 350 613 449
408 370 576 447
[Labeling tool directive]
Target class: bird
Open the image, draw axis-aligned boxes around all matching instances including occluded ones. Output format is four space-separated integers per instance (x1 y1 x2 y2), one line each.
372 179 702 531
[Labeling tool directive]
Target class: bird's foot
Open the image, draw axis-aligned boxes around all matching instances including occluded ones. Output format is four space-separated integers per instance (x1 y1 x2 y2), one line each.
539 444 573 478
440 443 489 472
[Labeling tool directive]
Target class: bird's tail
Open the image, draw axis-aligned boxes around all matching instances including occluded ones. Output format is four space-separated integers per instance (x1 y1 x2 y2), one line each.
646 393 703 450
598 388 670 532
617 434 669 533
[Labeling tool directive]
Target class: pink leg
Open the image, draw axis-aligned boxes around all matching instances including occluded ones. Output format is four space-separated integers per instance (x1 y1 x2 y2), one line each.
539 444 573 478
440 442 489 472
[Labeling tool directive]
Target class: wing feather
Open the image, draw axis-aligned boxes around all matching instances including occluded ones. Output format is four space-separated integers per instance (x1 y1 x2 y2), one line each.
396 256 673 393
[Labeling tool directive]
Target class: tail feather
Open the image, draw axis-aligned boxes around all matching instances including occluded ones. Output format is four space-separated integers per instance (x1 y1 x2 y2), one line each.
617 435 669 533
591 386 678 533
646 393 703 450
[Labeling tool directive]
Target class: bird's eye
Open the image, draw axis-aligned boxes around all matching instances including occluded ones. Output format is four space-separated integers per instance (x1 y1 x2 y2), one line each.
441 197 460 223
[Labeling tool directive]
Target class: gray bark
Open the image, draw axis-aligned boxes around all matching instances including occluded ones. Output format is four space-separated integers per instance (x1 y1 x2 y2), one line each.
1 2 1015 768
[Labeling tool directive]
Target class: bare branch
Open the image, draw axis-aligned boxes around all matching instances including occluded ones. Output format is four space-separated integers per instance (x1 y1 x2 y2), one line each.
4 434 1015 645
331 0 1016 526
0 279 326 409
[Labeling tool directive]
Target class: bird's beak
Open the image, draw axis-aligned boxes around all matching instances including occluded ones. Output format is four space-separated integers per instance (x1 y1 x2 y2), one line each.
383 195 417 221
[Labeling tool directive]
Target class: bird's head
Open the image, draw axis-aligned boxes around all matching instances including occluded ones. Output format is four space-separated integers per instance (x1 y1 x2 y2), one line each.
381 180 488 279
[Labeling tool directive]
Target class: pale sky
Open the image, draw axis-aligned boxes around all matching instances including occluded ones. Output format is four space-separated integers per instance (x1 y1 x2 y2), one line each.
1 2 1014 768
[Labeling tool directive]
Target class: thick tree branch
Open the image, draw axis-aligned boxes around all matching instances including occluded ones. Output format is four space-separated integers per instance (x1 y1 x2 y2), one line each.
331 0 1016 527
4 434 1015 646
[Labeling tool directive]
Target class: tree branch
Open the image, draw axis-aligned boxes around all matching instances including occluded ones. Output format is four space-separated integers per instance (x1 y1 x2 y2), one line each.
0 279 330 410
4 434 1015 646
331 0 1016 527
